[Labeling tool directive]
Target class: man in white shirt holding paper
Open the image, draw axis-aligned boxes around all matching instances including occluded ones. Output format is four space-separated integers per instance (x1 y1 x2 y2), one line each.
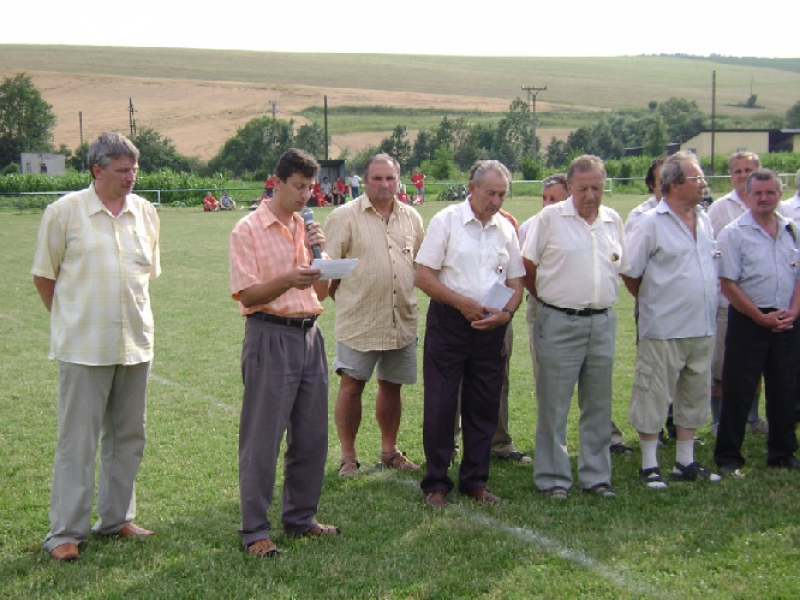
415 159 524 508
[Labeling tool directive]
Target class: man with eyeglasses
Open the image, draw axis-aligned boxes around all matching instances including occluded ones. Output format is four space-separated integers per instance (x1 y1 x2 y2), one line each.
707 152 768 436
714 169 800 475
622 152 721 488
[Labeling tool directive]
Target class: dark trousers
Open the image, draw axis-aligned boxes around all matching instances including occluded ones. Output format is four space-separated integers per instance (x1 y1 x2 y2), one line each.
420 300 507 495
714 306 799 468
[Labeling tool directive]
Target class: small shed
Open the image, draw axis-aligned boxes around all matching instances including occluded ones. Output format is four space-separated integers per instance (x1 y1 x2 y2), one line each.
21 153 66 176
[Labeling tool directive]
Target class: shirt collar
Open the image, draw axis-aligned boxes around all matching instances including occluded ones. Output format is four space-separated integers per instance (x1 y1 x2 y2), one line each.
563 196 613 223
459 197 500 227
254 200 300 230
87 182 132 216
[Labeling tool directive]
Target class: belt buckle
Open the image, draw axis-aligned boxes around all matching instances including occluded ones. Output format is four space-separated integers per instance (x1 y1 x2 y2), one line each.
565 308 578 316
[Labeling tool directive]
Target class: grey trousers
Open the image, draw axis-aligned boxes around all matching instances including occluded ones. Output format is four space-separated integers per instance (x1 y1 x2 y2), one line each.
43 361 149 552
238 317 328 546
534 304 616 491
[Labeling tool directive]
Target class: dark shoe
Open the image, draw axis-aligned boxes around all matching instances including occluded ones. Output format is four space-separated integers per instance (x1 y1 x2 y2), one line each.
494 450 533 464
768 456 800 470
464 488 501 504
115 523 154 537
583 483 616 498
49 542 79 561
245 539 281 557
542 486 568 500
720 465 745 479
425 491 448 508
639 467 667 489
610 442 633 455
671 461 721 482
303 523 341 537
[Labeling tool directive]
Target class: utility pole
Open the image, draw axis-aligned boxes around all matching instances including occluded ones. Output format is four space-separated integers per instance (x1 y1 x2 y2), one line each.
323 95 329 160
128 97 137 138
268 99 278 118
521 85 547 160
79 112 85 171
710 71 716 175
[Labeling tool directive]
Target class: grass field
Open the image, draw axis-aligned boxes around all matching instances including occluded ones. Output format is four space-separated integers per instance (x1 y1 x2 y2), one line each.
2 195 800 599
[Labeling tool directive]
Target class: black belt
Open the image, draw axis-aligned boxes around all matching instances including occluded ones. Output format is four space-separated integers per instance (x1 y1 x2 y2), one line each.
541 302 608 317
248 312 318 329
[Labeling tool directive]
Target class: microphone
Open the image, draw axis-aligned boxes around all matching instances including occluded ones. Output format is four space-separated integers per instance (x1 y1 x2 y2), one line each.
301 207 322 259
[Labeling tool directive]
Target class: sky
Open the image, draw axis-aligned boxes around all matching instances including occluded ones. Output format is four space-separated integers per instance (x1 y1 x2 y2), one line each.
3 1 796 58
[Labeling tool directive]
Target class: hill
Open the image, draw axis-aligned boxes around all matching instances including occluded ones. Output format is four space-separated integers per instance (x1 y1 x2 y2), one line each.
1 45 798 160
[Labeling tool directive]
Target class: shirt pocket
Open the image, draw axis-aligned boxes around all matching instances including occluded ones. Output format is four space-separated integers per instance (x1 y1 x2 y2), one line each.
133 233 154 267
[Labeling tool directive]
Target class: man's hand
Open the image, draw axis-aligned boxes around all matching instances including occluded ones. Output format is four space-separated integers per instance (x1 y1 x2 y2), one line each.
305 223 325 253
760 309 796 333
455 297 488 323
470 307 510 331
288 264 322 290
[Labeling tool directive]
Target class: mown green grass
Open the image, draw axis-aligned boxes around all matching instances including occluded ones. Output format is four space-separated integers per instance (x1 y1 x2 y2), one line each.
2 45 799 115
2 195 800 599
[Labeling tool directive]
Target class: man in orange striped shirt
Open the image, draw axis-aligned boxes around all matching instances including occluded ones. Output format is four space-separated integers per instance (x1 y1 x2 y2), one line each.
229 148 339 557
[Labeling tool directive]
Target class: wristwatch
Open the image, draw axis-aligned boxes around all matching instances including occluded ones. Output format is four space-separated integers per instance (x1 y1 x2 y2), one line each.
503 308 515 319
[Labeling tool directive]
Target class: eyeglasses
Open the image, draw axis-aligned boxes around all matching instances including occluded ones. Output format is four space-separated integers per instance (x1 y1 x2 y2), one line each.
684 176 706 184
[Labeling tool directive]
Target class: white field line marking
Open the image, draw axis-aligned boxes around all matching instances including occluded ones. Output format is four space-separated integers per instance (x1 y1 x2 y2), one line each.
394 477 673 599
149 373 238 413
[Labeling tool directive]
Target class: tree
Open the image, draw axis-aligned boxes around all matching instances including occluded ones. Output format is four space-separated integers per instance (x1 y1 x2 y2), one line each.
132 127 195 172
378 125 412 168
409 129 435 172
294 123 327 158
0 72 57 169
425 147 456 180
208 116 294 179
786 101 800 128
495 98 533 171
545 137 569 169
655 97 707 143
643 115 667 157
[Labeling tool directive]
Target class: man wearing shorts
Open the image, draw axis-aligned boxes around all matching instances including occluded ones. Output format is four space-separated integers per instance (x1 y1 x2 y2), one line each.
323 153 425 477
622 152 721 488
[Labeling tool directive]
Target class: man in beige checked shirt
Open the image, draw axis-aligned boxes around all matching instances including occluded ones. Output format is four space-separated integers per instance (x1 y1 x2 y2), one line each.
32 132 160 561
323 153 425 477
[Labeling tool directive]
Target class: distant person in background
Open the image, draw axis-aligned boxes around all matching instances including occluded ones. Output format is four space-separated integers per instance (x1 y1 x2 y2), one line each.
412 169 426 199
264 175 276 198
220 190 236 210
320 177 333 205
334 177 346 206
32 131 160 561
203 191 220 212
706 152 767 436
348 172 361 199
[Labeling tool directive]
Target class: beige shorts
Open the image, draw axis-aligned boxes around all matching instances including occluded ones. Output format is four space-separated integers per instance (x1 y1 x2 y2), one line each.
334 340 417 385
711 304 728 381
628 336 714 434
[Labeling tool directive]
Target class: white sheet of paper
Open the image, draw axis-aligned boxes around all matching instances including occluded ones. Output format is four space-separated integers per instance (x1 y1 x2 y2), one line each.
481 283 514 311
312 258 358 281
